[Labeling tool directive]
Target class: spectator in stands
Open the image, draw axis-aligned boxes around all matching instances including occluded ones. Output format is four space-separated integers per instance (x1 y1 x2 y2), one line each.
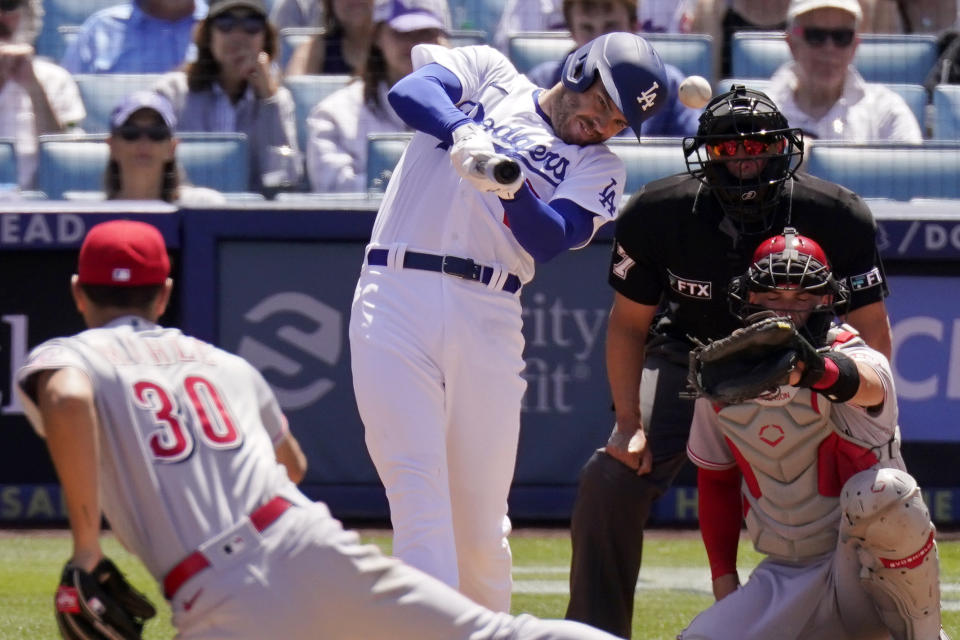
61 0 208 74
0 0 85 189
104 91 225 205
689 0 884 81
870 0 958 34
525 0 699 137
867 0 960 92
305 0 448 192
271 0 324 30
286 0 375 76
766 0 923 143
689 0 788 80
492 0 695 53
154 0 302 195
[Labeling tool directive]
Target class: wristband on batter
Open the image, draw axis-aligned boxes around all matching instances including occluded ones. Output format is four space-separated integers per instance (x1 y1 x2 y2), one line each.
811 351 860 403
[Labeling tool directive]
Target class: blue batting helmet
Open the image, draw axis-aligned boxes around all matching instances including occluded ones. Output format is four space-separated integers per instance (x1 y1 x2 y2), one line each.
560 32 669 142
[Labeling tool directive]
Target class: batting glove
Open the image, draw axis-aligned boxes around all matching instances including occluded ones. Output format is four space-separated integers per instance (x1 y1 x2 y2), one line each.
450 123 524 199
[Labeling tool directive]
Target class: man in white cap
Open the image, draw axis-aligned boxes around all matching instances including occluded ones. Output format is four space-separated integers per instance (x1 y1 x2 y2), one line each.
766 0 923 142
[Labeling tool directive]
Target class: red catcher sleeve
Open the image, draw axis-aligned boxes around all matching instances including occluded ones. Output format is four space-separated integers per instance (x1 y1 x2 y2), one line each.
698 466 743 580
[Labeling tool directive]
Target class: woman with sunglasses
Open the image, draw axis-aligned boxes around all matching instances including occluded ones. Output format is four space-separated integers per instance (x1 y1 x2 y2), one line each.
764 0 922 143
105 91 225 205
154 0 302 195
304 0 449 193
286 0 375 76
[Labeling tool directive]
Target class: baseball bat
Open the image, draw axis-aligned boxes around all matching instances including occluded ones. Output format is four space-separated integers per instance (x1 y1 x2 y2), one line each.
475 155 521 185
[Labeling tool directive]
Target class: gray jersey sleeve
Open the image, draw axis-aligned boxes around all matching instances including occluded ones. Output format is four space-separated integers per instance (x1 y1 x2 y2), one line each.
248 361 289 446
16 340 91 438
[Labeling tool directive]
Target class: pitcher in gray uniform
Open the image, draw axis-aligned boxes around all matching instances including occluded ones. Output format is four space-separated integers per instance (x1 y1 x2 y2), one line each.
16 219 630 640
682 227 948 640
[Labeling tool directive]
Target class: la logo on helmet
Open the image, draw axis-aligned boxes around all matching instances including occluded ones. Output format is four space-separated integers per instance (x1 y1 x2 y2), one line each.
637 82 659 111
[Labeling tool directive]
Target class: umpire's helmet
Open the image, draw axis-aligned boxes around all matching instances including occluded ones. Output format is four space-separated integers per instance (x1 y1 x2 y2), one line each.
683 85 804 234
561 32 668 142
729 227 848 345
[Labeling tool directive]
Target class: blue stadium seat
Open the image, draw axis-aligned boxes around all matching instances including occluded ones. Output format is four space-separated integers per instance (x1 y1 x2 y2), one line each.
933 84 960 140
715 78 927 132
284 75 354 150
607 138 688 194
34 0 120 61
366 133 413 193
449 30 488 48
36 133 250 199
73 74 165 134
731 32 938 84
278 27 323 70
508 32 714 82
805 141 960 200
885 83 928 133
448 0 508 40
0 139 17 187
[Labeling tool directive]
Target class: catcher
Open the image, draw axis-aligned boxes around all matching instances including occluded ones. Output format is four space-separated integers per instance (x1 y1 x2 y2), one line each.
682 228 949 640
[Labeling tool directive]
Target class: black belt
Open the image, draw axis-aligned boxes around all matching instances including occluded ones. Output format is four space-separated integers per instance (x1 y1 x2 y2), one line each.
366 248 522 294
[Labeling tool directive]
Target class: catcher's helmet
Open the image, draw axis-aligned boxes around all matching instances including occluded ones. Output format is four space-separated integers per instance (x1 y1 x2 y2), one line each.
729 227 848 345
561 32 668 142
683 84 804 233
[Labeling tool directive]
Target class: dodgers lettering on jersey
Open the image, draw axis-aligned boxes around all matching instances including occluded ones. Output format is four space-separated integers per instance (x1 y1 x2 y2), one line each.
16 317 298 582
368 44 626 284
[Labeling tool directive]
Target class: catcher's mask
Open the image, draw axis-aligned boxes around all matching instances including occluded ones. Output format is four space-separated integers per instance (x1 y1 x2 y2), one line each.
729 227 849 345
683 85 804 235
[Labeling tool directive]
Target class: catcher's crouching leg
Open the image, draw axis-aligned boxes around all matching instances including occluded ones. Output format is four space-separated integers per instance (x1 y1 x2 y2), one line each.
840 468 942 640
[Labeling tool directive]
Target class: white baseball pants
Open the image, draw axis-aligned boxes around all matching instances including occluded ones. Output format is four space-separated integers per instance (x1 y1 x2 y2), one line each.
350 263 527 612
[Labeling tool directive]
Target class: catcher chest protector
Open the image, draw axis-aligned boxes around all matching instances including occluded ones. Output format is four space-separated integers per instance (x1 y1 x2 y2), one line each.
561 32 669 142
714 385 899 562
729 227 849 347
683 85 804 233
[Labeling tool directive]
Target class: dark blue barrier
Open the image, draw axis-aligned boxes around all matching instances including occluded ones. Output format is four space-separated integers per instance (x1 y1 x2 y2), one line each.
3 200 960 524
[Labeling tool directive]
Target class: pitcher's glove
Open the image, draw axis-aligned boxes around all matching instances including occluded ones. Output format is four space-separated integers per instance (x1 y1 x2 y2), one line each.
55 557 156 640
687 315 825 405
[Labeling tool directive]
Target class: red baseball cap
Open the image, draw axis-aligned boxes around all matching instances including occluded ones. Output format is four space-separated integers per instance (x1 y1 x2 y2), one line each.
77 220 170 286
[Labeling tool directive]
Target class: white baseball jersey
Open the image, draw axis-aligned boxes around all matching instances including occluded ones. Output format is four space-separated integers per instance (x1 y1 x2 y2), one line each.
369 43 625 285
16 316 301 582
686 328 904 559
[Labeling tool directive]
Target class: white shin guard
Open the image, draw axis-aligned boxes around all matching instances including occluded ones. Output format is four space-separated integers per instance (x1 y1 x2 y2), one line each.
840 468 942 640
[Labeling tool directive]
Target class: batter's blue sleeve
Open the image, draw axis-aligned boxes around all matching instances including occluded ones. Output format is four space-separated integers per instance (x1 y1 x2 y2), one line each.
501 188 595 262
388 63 474 145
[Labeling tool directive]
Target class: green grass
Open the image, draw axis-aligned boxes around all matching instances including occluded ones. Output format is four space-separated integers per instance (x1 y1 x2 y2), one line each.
0 529 956 639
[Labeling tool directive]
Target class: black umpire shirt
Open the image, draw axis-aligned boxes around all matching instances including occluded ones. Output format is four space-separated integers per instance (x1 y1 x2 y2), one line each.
609 172 890 346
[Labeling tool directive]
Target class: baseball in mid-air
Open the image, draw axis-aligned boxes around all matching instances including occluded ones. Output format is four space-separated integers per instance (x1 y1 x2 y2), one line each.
678 75 712 109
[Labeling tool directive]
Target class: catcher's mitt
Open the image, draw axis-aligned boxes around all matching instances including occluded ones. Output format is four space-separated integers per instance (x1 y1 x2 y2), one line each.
55 557 156 640
687 315 824 405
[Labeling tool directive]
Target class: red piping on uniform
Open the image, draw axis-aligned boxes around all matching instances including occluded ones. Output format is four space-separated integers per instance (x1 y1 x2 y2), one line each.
879 531 935 569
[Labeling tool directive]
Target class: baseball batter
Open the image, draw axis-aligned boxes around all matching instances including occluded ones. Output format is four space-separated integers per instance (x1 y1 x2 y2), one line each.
681 229 947 640
349 32 669 611
16 220 630 640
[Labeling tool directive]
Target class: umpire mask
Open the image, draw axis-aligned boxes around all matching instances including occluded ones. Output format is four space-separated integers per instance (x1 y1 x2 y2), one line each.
684 85 804 235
